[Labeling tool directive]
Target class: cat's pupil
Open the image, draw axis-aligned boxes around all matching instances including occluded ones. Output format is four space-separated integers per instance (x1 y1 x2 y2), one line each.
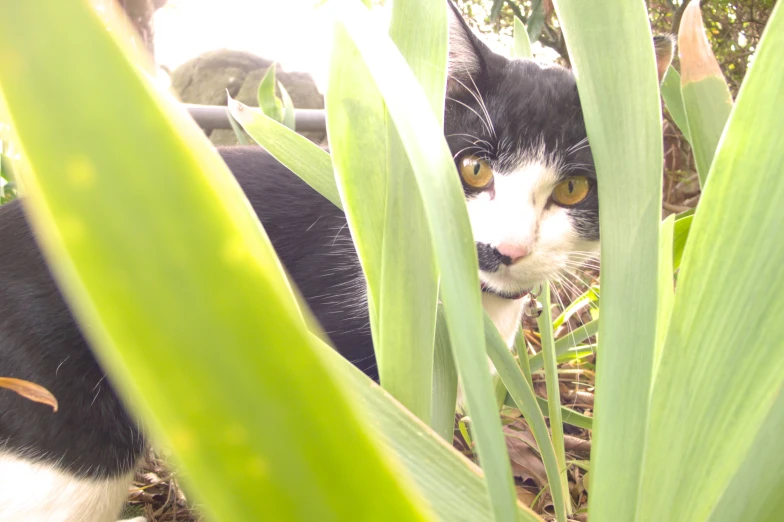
568 180 575 193
473 162 481 176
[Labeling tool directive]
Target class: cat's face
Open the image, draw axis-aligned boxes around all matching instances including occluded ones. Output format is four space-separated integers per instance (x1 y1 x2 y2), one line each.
444 5 599 297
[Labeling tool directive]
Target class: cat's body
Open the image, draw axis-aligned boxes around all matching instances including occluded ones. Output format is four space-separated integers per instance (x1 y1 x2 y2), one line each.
0 2 673 520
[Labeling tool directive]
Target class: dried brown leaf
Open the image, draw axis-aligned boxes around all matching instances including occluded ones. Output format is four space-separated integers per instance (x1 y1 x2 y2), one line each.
679 1 724 84
0 377 58 411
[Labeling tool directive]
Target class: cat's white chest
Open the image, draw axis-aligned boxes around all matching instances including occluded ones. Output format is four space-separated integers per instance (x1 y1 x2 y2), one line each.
482 292 525 347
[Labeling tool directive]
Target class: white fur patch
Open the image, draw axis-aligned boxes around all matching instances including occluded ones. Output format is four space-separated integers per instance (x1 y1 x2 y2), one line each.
0 453 133 522
467 159 598 294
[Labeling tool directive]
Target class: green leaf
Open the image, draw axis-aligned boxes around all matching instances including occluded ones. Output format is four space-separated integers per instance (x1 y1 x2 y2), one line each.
678 1 733 186
317 334 544 522
227 110 251 145
0 1 431 520
550 1 664 520
256 63 284 123
535 397 593 430
278 81 296 131
672 213 693 272
229 100 341 209
484 313 568 522
639 5 784 520
529 319 598 373
706 388 784 522
512 17 533 59
552 285 599 330
329 2 518 519
536 286 570 516
655 215 675 369
490 0 505 22
376 0 448 423
660 66 692 143
527 0 546 44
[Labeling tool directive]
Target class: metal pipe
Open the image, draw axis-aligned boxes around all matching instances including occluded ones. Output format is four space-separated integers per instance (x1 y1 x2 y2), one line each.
184 104 326 133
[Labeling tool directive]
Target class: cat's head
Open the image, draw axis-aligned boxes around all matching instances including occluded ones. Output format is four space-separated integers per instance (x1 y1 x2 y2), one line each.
444 2 673 298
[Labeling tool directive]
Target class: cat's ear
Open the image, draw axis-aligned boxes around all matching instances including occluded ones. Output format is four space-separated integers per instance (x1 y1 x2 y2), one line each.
654 34 676 83
446 1 495 92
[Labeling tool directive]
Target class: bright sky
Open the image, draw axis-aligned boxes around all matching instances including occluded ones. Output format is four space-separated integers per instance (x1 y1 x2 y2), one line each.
153 0 516 93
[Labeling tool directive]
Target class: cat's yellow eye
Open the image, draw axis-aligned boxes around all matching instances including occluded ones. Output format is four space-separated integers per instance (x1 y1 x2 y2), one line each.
459 155 494 189
552 176 590 206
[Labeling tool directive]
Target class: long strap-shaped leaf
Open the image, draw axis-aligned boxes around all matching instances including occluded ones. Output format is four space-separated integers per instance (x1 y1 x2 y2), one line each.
375 0 445 423
678 1 733 187
549 1 664 520
638 5 784 520
0 2 431 520
328 2 518 520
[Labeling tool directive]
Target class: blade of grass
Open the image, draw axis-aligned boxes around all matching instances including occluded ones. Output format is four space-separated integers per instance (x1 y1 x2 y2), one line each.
503 394 593 431
678 1 733 186
484 313 567 522
527 0 545 44
314 334 543 522
638 5 784 520
550 1 664 520
529 319 598 373
552 286 599 330
535 398 593 431
329 2 518 518
0 2 433 520
536 286 569 515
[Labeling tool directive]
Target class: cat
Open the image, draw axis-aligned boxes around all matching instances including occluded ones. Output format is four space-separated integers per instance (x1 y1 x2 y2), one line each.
0 2 673 521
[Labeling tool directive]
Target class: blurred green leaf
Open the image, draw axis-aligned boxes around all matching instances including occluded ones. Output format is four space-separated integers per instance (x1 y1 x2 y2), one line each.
550 1 664 519
330 2 518 519
0 2 432 520
639 5 784 519
512 17 533 59
527 0 545 44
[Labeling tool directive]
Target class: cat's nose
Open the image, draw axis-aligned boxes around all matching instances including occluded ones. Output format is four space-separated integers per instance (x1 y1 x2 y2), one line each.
497 242 531 265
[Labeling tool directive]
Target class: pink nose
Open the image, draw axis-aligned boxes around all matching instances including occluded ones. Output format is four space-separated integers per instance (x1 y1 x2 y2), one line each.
497 242 531 264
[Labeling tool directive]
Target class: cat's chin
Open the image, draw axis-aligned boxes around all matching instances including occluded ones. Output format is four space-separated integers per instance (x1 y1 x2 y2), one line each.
478 270 538 298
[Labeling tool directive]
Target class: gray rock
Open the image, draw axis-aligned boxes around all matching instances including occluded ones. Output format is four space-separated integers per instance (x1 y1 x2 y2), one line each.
170 49 325 145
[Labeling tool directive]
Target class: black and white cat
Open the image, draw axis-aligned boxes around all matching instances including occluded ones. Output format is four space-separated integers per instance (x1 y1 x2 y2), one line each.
0 3 673 521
